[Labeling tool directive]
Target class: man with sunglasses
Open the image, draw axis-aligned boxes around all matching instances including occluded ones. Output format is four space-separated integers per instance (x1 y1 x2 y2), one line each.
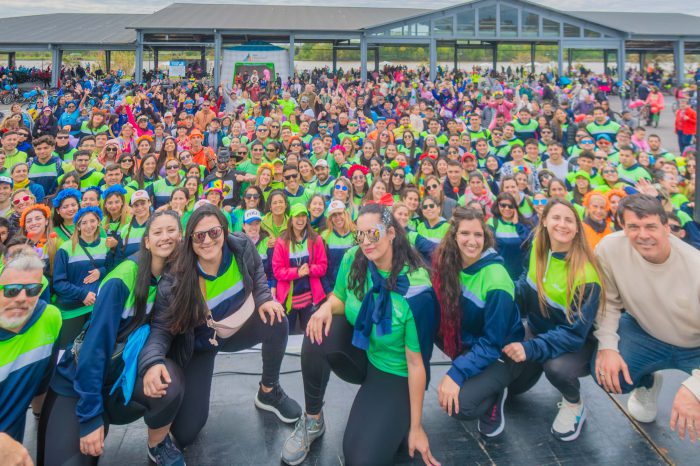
203 149 247 209
282 164 311 208
52 129 77 163
0 250 62 443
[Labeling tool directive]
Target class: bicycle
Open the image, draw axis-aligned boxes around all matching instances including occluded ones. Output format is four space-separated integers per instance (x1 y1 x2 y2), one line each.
642 104 661 128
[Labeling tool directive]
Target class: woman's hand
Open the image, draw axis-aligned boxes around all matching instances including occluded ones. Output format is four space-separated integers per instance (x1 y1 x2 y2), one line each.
83 269 101 284
143 364 171 398
437 375 461 416
83 292 96 306
306 301 333 344
297 263 309 277
80 425 104 457
259 300 285 325
502 342 526 362
408 425 441 466
105 236 118 249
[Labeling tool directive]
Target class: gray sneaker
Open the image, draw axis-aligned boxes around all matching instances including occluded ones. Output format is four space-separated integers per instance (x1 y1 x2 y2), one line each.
281 412 326 465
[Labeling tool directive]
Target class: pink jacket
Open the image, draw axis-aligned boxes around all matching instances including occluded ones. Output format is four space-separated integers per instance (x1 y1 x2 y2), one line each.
272 234 328 305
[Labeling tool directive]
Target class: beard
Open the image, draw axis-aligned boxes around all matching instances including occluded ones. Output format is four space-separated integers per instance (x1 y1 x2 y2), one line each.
0 310 31 331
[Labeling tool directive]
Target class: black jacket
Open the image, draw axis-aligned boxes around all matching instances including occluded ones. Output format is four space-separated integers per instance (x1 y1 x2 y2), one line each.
138 233 273 374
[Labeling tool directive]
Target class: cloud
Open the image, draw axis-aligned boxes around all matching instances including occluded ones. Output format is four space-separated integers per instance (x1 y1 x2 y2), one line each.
0 0 697 19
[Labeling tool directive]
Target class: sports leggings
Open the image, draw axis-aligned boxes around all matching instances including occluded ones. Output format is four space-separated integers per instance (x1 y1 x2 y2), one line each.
301 315 411 466
37 359 184 466
167 311 289 447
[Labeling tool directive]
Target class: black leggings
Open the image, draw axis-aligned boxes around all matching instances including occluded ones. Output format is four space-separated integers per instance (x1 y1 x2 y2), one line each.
455 356 525 420
37 359 184 466
58 314 90 348
169 312 289 447
301 315 410 466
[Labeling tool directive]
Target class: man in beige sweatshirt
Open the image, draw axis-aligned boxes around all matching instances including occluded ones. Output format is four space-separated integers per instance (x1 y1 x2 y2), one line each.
593 194 700 442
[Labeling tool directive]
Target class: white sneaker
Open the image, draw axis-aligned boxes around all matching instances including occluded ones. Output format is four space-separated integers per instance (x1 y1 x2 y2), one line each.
551 398 586 442
627 373 663 423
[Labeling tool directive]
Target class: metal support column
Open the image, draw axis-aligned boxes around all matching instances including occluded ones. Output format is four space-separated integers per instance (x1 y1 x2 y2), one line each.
567 48 573 72
453 44 458 72
557 41 564 78
153 48 159 72
639 52 645 71
288 34 295 80
374 47 379 72
213 30 222 87
360 36 368 82
674 40 685 86
105 50 111 73
135 31 144 82
603 50 609 75
8 52 15 68
492 43 498 71
50 46 62 88
429 38 437 81
530 43 536 73
617 40 626 81
331 42 337 73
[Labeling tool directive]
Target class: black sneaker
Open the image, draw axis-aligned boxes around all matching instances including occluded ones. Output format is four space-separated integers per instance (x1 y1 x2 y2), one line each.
478 387 508 438
147 435 185 466
255 382 302 424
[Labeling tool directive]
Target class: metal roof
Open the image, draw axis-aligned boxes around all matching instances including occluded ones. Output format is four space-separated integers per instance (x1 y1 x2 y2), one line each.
0 13 144 45
129 2 431 32
569 11 700 37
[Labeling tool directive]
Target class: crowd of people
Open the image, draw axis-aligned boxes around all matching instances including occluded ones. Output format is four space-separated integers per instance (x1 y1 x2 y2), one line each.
1 63 700 466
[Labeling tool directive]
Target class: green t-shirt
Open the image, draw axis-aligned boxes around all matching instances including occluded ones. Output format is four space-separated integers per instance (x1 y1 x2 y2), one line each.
333 247 430 377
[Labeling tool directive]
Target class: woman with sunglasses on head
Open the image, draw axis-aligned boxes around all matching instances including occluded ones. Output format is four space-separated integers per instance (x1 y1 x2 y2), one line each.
503 199 603 442
148 158 184 210
489 192 532 281
139 204 301 449
432 207 526 438
282 203 439 466
272 204 328 332
53 206 109 346
52 188 81 243
40 211 187 466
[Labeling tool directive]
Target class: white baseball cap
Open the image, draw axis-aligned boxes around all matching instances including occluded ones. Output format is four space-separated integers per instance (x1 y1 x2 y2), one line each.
244 209 262 224
130 190 150 205
327 199 345 215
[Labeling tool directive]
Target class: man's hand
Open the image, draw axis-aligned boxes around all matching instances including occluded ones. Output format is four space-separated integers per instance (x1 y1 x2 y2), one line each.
0 433 33 465
595 349 633 394
670 385 700 442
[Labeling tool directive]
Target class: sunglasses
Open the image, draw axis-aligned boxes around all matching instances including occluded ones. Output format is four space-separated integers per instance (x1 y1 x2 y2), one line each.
166 164 180 170
290 143 302 147
393 173 405 179
121 158 134 163
13 195 31 205
498 202 514 209
348 123 358 127
426 183 439 191
105 147 118 152
237 151 248 155
266 147 278 151
244 193 261 200
532 199 548 206
191 226 224 244
56 136 69 139
334 184 348 191
0 283 43 298
670 224 683 233
354 227 384 245
581 139 595 145
284 174 299 180
257 128 269 132
422 203 437 209
602 169 616 175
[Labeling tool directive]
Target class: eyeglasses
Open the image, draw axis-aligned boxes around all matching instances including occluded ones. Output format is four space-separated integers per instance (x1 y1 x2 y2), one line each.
266 147 278 152
271 125 280 129
244 193 261 200
12 195 31 205
0 283 42 298
426 183 439 191
105 147 117 152
284 173 299 180
670 224 683 233
334 184 348 191
352 175 365 181
498 202 514 209
422 203 437 209
532 199 548 206
166 164 180 170
191 226 224 244
354 227 385 244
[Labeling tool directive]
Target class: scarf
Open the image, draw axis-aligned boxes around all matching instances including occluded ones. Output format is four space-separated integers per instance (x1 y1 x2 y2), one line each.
584 216 607 234
14 178 29 190
352 261 410 351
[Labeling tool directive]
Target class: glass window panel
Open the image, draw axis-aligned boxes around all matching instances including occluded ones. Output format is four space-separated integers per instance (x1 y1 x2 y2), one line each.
500 5 518 37
522 12 539 37
417 21 430 37
434 16 454 36
542 18 560 37
478 5 497 37
456 10 475 36
564 23 581 38
584 28 601 38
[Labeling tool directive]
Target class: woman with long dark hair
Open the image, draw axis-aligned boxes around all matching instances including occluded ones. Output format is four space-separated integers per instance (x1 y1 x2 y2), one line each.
139 204 301 448
503 199 604 442
52 188 81 243
433 207 525 438
281 203 439 466
39 211 186 466
488 192 532 280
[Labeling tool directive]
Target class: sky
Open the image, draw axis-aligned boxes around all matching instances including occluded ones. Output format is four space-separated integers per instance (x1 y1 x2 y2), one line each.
0 0 698 18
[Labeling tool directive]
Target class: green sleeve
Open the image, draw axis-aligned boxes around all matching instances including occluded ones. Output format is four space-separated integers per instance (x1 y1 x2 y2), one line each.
403 306 421 353
333 248 355 300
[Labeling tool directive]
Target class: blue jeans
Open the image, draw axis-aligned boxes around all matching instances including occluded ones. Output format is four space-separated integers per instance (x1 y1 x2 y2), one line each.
677 131 693 153
591 313 700 393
